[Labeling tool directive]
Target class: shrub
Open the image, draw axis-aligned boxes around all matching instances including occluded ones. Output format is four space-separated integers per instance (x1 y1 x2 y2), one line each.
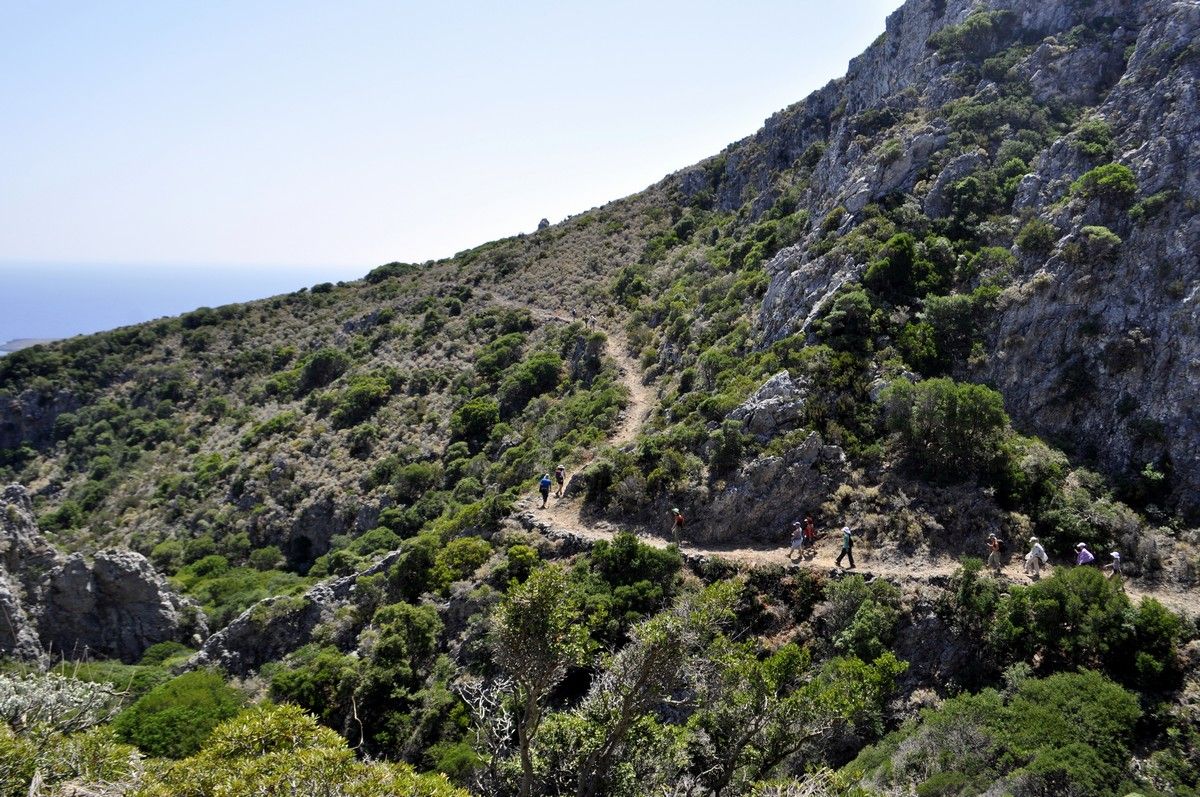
450 398 500 450
298 347 351 393
881 377 1009 479
113 670 247 758
430 536 493 590
1071 163 1137 204
928 9 1018 62
0 672 122 734
1015 217 1057 254
329 373 393 428
133 704 466 797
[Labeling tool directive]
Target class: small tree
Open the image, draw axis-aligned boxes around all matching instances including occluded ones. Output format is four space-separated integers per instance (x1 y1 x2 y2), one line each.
492 565 591 797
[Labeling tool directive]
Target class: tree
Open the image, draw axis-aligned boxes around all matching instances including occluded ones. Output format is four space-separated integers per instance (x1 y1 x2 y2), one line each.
572 582 737 797
492 565 591 797
882 377 1009 479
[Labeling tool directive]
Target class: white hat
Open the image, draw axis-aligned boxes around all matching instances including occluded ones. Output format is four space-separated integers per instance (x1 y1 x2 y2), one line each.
842 526 851 533
1110 551 1120 558
1029 536 1039 543
1075 542 1087 549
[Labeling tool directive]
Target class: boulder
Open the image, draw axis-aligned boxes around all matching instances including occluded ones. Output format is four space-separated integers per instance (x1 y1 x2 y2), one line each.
727 372 810 441
0 484 205 663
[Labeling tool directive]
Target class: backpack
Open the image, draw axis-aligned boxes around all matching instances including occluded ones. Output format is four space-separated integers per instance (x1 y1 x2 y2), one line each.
539 476 552 490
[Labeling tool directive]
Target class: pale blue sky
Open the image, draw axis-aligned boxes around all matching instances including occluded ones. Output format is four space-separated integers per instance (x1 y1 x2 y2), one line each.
1 1 902 274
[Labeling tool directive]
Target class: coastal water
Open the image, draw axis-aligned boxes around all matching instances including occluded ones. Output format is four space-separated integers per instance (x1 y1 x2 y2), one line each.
0 262 361 348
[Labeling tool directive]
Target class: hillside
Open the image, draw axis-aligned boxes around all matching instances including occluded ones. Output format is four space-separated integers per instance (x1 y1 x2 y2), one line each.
2 0 1200 795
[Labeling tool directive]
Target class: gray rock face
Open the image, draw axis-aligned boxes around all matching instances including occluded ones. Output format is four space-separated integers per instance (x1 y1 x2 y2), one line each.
703 433 847 545
727 371 810 440
695 0 1199 518
190 549 402 676
0 484 205 663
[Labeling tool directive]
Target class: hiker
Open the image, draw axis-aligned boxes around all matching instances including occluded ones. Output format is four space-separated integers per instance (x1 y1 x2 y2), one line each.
586 314 596 329
788 522 804 561
835 526 855 569
1075 542 1096 566
803 514 816 555
1104 550 1123 579
986 534 1003 575
670 507 685 546
554 464 567 497
538 473 552 508
1024 536 1048 579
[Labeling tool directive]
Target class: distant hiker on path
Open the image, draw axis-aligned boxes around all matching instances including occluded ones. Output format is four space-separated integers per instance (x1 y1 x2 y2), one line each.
986 534 1003 575
1024 536 1048 579
788 522 804 561
538 473 552 508
1075 542 1096 566
671 507 685 547
587 314 596 329
803 514 816 555
554 464 566 497
835 526 855 569
1104 551 1123 579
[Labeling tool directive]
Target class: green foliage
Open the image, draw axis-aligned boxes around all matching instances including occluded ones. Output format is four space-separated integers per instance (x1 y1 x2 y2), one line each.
241 410 299 448
570 531 683 643
814 286 875 350
113 670 247 758
0 725 135 797
1015 217 1058 253
986 567 1183 688
824 575 901 661
430 536 493 590
849 670 1140 797
326 373 393 428
133 703 466 797
1072 163 1138 203
881 377 1009 479
1129 189 1175 224
927 9 1018 62
1072 119 1114 159
450 397 500 450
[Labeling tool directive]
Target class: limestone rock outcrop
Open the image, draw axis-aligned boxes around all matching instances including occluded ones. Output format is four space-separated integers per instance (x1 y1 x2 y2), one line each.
0 484 205 663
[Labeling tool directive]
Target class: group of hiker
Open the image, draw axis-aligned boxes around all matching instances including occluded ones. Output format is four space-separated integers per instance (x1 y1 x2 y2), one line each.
990 533 1122 580
534 473 1122 582
789 516 857 569
537 464 568 508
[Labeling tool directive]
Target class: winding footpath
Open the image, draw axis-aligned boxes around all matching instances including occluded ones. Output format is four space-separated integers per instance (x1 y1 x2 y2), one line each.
503 302 1199 618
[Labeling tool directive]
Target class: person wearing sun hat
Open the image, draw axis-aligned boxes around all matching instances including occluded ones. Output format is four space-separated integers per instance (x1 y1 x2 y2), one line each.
1024 536 1048 578
1075 542 1096 566
1104 550 1123 579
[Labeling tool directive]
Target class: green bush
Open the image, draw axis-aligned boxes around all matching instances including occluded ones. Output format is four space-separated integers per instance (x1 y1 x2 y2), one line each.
133 703 466 797
113 670 247 758
881 377 1009 479
1015 217 1057 253
1071 163 1137 204
450 398 500 450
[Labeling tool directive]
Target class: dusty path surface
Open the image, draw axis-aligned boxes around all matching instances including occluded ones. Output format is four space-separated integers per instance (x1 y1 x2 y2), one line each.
500 298 1200 618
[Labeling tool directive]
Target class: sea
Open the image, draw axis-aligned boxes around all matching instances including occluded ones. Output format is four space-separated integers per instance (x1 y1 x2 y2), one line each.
0 262 362 352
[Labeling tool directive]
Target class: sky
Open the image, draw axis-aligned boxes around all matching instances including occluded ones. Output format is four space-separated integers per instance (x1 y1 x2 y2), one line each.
0 1 902 340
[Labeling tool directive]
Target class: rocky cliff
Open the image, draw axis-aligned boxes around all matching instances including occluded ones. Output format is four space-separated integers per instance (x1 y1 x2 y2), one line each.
0 484 206 663
674 0 1200 519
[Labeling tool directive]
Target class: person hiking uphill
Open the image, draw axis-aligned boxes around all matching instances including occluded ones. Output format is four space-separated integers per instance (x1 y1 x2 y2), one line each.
1104 550 1123 579
670 508 685 547
835 526 855 569
538 473 552 509
1024 536 1048 579
1075 542 1096 566
554 464 567 497
803 515 816 556
986 534 1003 575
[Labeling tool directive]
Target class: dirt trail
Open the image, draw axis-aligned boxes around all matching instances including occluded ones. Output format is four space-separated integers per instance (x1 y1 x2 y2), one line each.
502 299 1200 618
